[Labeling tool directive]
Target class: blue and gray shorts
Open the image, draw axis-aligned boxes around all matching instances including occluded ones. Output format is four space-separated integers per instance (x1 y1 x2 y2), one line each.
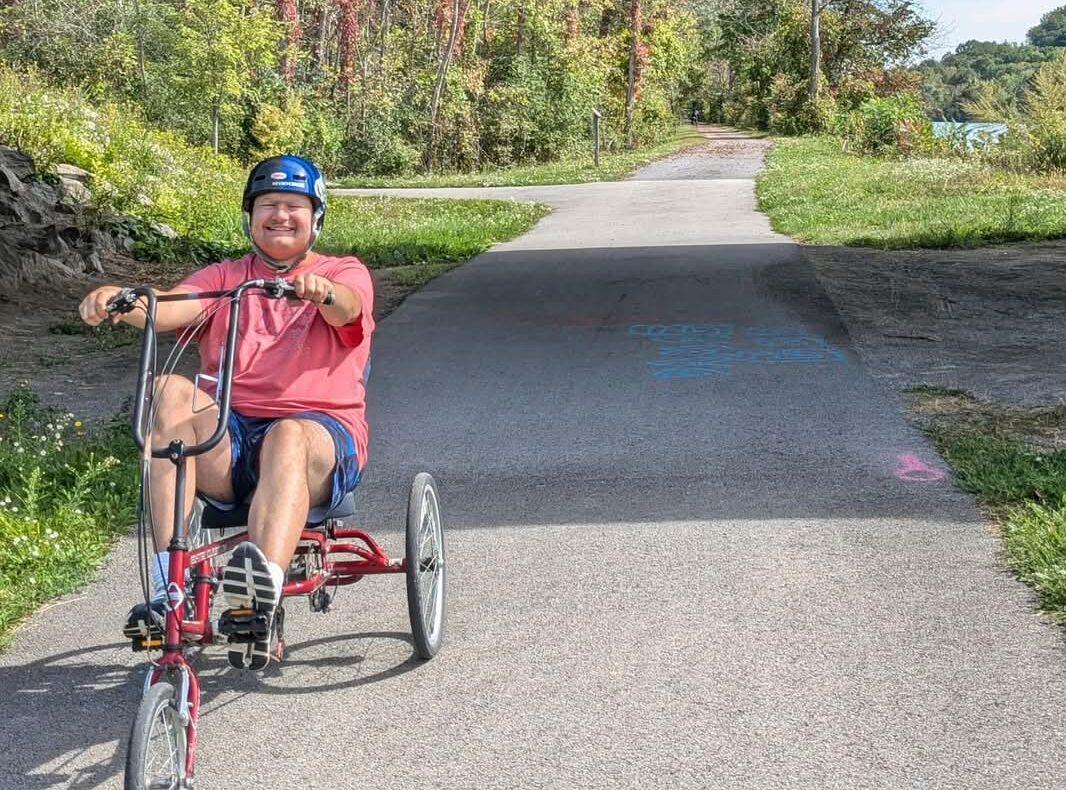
226 410 361 514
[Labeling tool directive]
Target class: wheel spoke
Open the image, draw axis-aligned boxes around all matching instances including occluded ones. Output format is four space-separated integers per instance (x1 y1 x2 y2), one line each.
142 702 181 789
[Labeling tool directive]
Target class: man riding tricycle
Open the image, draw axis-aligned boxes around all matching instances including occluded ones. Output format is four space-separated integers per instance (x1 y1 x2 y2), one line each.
79 155 446 789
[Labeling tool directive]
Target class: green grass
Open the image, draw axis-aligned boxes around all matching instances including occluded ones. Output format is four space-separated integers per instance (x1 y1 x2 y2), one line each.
935 430 1066 614
319 196 549 267
0 386 139 647
333 126 707 188
758 136 1066 248
908 389 1066 617
935 432 1066 507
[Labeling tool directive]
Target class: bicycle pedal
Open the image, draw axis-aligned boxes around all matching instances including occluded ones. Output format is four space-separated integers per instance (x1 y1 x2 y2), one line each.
218 607 271 642
129 636 164 652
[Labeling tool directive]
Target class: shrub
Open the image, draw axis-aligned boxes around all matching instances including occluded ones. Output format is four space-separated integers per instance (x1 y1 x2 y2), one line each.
766 75 834 135
833 94 937 156
0 63 245 245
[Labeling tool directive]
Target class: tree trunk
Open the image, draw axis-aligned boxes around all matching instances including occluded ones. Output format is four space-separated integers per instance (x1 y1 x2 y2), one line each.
426 0 471 170
314 5 332 68
338 0 361 110
624 0 641 148
809 0 821 101
212 104 220 153
516 6 526 54
134 0 148 103
376 0 391 82
276 0 302 85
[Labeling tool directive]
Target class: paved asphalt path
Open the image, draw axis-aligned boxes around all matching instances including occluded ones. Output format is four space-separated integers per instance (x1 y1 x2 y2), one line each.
2 132 1065 789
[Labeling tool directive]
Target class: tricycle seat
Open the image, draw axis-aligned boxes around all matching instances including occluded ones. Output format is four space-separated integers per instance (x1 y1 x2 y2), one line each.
197 491 358 530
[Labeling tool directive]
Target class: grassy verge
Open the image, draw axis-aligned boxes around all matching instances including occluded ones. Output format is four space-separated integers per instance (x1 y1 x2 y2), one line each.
758 136 1066 248
320 195 549 266
333 126 707 188
0 387 139 647
907 387 1066 615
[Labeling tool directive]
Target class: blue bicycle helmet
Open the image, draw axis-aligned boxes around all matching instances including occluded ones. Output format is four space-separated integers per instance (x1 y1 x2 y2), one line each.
242 154 327 268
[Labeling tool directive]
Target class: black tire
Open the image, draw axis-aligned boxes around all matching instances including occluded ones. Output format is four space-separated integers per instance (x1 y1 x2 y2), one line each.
405 473 446 660
124 681 187 790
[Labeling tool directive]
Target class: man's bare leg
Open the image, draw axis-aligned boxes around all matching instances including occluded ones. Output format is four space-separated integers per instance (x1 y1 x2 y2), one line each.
124 375 237 643
148 374 235 548
246 419 336 568
220 418 336 670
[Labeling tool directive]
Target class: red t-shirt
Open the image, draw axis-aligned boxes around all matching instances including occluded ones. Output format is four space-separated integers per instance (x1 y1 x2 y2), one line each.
178 253 375 467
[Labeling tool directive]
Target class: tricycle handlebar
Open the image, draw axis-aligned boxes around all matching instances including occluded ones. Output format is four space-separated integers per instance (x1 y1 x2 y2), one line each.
110 277 300 461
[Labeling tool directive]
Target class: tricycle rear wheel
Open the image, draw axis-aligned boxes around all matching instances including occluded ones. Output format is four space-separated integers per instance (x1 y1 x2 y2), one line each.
405 473 446 659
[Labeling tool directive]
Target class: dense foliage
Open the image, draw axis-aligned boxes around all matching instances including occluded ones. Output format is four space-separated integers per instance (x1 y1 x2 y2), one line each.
0 0 703 176
706 0 932 133
917 5 1066 123
917 41 1059 122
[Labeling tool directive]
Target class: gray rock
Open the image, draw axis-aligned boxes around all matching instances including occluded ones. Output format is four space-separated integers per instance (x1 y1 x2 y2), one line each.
0 163 26 195
0 146 36 181
149 221 178 239
59 177 93 205
89 228 114 251
0 147 125 285
54 163 92 183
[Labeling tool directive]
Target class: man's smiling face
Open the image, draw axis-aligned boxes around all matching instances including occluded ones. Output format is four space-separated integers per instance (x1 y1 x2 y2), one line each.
250 192 315 264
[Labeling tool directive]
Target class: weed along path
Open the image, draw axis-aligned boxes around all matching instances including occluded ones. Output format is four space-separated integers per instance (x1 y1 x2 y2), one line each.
2 135 1065 789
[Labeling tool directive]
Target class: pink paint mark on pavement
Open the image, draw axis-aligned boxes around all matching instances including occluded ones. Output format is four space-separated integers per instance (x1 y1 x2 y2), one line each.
896 454 946 483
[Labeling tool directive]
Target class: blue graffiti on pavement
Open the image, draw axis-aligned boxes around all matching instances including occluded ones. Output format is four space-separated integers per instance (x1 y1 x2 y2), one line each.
628 324 846 380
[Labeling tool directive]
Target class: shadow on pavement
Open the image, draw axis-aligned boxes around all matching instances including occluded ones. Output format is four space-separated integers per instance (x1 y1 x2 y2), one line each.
0 631 422 788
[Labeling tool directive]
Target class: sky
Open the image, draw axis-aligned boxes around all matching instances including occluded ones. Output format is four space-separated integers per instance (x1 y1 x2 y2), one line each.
919 1 1064 57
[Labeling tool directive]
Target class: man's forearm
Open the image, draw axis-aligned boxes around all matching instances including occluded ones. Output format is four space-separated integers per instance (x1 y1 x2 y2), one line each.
317 282 362 327
118 288 206 332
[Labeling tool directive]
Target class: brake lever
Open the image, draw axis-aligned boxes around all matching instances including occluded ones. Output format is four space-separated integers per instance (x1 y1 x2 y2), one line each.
262 277 300 300
106 287 139 315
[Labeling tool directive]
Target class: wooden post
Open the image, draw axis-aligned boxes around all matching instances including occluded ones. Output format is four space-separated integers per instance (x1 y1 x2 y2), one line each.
592 109 602 167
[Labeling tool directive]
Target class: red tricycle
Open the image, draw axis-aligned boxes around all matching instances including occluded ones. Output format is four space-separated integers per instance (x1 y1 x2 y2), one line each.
107 279 446 790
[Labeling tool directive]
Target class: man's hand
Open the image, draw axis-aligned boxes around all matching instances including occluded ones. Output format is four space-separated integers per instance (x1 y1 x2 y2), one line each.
78 285 126 327
292 273 335 305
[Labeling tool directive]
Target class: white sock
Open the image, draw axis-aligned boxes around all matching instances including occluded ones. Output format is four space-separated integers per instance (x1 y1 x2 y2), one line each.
150 551 170 602
266 561 285 605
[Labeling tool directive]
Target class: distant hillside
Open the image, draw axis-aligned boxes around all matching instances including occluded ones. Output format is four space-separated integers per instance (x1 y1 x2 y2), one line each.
917 41 1059 121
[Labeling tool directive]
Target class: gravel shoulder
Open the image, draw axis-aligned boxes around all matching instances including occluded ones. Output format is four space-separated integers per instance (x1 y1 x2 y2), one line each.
805 242 1066 406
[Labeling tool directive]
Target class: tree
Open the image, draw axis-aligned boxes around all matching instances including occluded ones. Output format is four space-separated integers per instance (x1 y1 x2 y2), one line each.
426 0 472 169
1028 6 1066 47
276 0 302 85
625 0 644 146
810 0 820 100
169 0 280 152
917 41 1058 120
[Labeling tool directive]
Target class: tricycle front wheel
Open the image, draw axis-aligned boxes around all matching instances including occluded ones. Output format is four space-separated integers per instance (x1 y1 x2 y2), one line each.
405 473 446 659
124 681 188 790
